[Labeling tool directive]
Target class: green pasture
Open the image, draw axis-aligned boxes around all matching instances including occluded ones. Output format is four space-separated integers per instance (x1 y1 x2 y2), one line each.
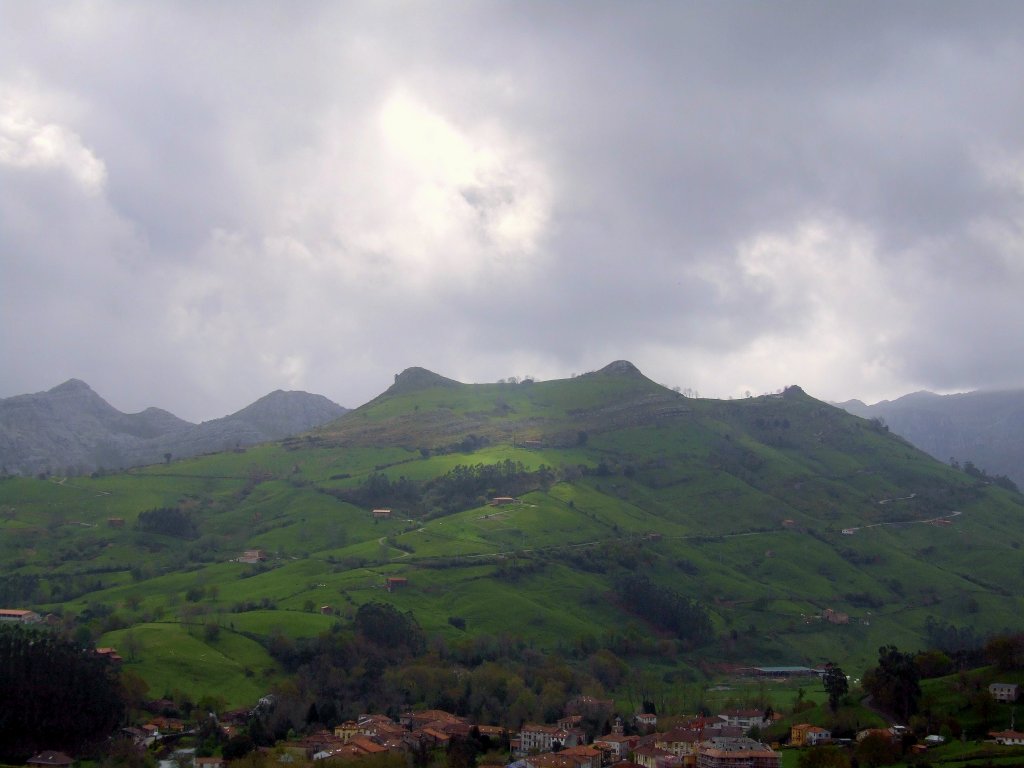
99 622 280 707
4 368 1024 710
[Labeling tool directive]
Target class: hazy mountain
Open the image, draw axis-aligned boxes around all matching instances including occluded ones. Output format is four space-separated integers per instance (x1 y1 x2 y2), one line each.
0 380 347 475
835 389 1024 488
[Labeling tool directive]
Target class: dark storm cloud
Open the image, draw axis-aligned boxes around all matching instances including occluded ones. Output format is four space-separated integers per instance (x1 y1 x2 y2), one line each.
2 2 1023 419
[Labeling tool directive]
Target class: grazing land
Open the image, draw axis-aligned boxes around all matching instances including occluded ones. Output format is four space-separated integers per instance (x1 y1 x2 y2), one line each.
2 362 1023 708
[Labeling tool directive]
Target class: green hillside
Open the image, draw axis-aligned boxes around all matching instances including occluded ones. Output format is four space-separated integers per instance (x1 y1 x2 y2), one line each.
2 361 1022 706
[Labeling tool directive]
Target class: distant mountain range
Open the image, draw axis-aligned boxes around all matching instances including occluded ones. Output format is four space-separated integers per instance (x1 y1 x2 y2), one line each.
0 379 348 475
835 389 1024 488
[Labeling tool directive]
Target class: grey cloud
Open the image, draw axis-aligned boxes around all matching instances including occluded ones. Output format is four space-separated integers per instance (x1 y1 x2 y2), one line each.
3 2 1024 418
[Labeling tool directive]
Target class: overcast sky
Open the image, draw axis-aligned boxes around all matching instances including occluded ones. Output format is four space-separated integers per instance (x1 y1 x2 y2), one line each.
2 2 1024 421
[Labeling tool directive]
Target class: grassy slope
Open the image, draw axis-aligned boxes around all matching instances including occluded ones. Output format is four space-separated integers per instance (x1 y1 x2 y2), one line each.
3 365 1023 702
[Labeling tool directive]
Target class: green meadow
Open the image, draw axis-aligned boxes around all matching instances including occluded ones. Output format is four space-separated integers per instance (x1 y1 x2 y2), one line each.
3 364 1023 705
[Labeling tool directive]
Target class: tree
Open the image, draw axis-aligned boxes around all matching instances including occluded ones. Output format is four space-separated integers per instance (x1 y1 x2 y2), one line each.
822 662 849 713
854 732 899 768
0 625 125 761
222 733 256 760
985 633 1024 671
354 601 425 656
863 645 920 722
123 630 142 662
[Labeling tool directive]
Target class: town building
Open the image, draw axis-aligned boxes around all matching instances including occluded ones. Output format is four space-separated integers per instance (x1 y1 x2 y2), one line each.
520 724 582 754
697 738 780 768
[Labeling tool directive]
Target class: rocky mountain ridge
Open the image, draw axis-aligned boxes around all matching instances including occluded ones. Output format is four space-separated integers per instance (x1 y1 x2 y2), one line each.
0 379 347 475
835 388 1024 488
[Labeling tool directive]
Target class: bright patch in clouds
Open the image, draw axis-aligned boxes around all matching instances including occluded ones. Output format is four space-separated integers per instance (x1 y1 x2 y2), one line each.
0 85 106 193
694 215 911 402
372 91 551 278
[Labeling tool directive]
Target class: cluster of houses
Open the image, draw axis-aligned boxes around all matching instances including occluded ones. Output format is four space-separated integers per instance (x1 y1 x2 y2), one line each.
264 707 785 768
271 710 506 762
16 683 1024 766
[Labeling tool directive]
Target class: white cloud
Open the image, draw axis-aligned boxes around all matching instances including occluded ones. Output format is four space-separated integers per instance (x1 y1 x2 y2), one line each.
0 84 106 193
674 215 912 401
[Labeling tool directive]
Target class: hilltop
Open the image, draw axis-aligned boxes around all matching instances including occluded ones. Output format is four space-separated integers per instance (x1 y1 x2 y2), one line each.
1 361 1022 708
0 379 347 475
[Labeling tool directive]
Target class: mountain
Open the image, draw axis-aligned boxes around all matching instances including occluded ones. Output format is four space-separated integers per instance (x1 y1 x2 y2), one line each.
835 389 1024 488
1 362 1022 707
0 380 347 475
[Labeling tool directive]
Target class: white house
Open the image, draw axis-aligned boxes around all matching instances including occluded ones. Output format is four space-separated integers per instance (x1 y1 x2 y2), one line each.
989 683 1020 703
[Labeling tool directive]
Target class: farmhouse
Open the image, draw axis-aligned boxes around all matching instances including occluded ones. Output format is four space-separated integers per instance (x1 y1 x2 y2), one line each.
790 724 831 746
94 646 123 663
373 509 392 519
238 549 266 564
821 608 850 625
0 608 41 623
385 576 408 592
989 683 1020 703
990 730 1024 746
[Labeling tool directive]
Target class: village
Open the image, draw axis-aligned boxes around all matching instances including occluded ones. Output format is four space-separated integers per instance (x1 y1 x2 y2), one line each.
22 677 1019 768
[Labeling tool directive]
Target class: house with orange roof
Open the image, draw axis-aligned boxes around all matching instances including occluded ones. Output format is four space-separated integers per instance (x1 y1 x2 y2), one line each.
559 744 603 768
790 724 831 747
0 608 41 624
95 647 123 662
990 730 1024 746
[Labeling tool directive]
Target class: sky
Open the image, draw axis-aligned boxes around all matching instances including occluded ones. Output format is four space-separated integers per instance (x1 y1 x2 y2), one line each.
2 2 1024 422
